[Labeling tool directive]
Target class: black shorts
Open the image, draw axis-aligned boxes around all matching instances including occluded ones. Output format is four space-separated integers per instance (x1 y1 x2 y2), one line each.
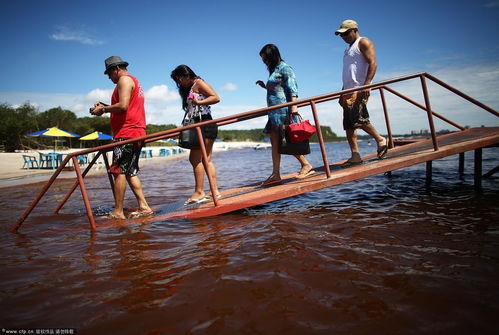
198 113 218 140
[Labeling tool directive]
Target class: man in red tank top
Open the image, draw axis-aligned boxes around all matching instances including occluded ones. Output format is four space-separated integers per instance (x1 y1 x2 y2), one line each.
91 56 152 219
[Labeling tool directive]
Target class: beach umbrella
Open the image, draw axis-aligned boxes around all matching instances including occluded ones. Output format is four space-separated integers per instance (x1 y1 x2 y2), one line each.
79 131 113 141
26 126 80 151
154 138 177 144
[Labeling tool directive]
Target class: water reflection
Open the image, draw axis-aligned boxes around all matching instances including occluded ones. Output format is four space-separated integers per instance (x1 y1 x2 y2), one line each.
0 143 498 334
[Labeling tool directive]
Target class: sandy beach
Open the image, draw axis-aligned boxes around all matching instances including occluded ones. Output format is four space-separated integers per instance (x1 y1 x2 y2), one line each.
0 141 261 188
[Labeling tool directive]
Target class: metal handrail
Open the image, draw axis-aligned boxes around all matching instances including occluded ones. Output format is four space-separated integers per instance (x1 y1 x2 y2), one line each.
12 72 498 232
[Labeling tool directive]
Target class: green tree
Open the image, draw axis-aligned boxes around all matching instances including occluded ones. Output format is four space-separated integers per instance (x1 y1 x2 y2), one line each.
0 103 38 152
74 116 112 137
146 123 177 135
310 126 338 142
37 107 77 130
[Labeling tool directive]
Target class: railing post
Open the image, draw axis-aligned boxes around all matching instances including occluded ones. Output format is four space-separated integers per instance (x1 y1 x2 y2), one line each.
420 75 439 151
54 152 101 214
72 156 96 231
310 101 331 178
195 127 219 206
379 87 394 148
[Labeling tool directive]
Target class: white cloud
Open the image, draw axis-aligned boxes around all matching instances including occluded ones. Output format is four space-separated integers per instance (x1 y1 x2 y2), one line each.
145 85 179 102
86 88 113 103
220 82 238 91
50 25 104 46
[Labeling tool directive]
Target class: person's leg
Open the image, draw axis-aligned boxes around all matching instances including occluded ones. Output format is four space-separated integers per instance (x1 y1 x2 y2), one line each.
262 130 282 184
294 154 314 177
127 176 152 214
110 174 127 219
346 128 362 163
360 124 385 144
360 124 388 158
204 139 220 197
189 149 206 201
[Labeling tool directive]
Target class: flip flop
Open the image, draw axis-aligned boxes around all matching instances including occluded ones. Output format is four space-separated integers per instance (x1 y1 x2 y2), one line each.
205 194 222 202
128 210 154 219
107 213 126 220
296 169 316 179
261 177 282 186
377 138 388 159
341 160 363 168
184 196 210 205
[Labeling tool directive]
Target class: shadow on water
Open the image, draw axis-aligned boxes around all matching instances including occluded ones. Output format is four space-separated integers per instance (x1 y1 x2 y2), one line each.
0 142 498 334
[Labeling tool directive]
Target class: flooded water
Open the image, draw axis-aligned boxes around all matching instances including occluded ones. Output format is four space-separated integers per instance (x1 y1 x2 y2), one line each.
1 141 498 335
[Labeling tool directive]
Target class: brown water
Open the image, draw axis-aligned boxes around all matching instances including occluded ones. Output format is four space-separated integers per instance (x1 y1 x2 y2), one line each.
1 142 498 335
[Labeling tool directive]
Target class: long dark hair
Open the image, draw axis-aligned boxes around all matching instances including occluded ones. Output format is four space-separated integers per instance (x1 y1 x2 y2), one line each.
170 64 198 111
259 44 283 75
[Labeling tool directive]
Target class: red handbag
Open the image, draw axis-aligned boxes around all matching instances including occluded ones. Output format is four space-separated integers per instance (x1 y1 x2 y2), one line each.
287 113 316 143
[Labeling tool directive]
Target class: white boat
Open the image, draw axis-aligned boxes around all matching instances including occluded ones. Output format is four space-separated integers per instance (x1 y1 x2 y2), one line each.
254 143 271 150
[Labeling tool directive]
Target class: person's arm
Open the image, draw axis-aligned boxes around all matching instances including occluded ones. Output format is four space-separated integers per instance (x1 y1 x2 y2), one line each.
359 37 377 98
289 96 298 114
192 80 220 106
282 66 299 114
255 80 267 89
91 76 134 116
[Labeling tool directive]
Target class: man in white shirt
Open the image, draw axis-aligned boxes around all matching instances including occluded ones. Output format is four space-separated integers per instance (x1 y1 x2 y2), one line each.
335 19 388 165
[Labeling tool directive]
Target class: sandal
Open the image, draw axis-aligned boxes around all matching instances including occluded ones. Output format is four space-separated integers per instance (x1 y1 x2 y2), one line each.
128 210 154 219
107 213 126 220
261 175 282 186
184 196 210 205
377 137 388 159
296 169 316 179
341 160 363 168
203 194 222 203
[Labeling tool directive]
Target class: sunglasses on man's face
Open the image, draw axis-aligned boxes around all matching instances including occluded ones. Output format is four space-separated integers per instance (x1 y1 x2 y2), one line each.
339 30 351 37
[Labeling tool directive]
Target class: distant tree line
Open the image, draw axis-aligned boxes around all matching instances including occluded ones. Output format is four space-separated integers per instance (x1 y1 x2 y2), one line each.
0 103 339 152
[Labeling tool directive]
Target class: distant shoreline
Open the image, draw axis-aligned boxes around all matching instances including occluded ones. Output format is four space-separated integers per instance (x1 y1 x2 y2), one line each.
0 142 260 188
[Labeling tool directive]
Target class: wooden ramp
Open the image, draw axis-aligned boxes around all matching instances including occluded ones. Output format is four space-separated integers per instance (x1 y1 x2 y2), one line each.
127 127 499 223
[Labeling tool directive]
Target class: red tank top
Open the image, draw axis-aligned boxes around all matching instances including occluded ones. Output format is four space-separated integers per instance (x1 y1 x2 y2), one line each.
110 74 146 138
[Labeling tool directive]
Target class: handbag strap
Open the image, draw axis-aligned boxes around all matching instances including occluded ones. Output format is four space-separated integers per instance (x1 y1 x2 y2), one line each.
288 112 303 125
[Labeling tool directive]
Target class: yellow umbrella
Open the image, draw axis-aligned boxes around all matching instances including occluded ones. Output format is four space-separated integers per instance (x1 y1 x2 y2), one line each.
26 126 80 151
79 131 113 141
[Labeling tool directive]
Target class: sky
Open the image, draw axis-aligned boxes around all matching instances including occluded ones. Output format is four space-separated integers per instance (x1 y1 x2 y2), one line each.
1 0 498 135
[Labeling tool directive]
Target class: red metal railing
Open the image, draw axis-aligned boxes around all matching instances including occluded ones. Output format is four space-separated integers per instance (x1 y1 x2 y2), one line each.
12 72 499 232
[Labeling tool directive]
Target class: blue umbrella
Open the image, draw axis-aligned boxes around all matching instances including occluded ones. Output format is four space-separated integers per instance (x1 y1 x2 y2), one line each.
79 131 113 141
26 126 80 151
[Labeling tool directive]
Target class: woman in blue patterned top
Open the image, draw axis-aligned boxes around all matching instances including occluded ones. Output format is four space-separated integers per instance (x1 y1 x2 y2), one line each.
256 44 315 185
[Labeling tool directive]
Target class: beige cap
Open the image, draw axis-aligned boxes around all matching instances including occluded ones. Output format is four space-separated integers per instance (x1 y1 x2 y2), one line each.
335 19 358 35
